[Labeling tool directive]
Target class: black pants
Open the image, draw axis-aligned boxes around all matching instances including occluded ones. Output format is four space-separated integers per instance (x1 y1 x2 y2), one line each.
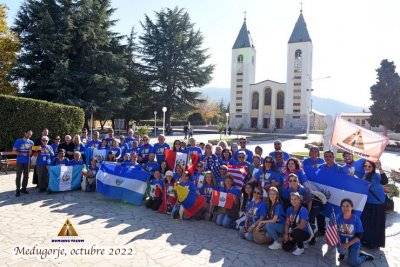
146 198 163 211
16 163 29 191
309 202 326 234
290 228 310 249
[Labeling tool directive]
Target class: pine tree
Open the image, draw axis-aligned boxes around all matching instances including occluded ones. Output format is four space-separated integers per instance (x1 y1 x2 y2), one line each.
0 4 19 94
139 7 214 125
369 59 400 135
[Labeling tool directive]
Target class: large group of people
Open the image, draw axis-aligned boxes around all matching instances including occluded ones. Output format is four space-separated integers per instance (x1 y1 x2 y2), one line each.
12 128 390 266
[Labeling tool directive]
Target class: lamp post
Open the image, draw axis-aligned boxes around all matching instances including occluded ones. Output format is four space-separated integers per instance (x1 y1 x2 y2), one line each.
306 75 330 136
154 111 157 137
225 113 229 136
162 107 167 135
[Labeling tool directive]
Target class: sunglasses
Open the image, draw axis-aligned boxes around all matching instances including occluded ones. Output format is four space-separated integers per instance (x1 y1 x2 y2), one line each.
196 165 202 168
265 161 273 163
289 180 297 182
253 191 262 195
239 142 246 144
41 140 48 142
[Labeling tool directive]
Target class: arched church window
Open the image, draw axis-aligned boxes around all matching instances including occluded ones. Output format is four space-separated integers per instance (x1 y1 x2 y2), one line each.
264 88 271 105
295 49 302 59
237 55 243 72
252 92 259 109
277 92 284 110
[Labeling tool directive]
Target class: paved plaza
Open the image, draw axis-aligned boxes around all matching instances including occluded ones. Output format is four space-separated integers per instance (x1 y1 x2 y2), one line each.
1 133 400 267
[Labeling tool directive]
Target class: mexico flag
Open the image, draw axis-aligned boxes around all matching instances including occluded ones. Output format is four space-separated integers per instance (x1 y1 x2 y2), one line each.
211 190 235 209
165 149 199 174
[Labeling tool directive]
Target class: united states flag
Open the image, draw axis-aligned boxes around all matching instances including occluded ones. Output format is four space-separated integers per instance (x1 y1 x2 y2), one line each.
325 209 340 246
227 164 249 190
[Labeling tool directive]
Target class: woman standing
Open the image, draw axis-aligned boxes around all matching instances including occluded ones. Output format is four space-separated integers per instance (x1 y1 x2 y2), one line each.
337 198 374 266
361 160 387 249
36 136 54 192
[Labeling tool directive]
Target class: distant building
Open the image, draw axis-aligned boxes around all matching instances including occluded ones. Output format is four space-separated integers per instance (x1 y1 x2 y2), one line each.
340 112 383 131
229 10 316 131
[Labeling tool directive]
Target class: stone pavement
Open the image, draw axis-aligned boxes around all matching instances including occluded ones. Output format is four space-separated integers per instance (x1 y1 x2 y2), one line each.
1 171 400 267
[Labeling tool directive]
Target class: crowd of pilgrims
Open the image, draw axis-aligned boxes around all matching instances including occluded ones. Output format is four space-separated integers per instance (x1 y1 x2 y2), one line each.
13 128 388 265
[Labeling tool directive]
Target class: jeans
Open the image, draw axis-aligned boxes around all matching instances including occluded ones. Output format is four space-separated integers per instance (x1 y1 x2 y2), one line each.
16 163 29 191
239 226 254 241
216 214 232 228
337 244 366 267
264 223 285 241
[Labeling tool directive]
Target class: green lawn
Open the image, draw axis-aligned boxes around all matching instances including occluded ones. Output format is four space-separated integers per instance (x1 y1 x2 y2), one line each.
291 152 361 161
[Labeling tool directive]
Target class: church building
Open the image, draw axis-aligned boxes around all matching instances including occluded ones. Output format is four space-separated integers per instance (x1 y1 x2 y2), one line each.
229 11 314 131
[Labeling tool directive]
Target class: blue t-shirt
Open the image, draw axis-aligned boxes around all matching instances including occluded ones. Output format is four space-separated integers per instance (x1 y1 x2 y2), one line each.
144 161 160 174
124 137 136 148
286 206 310 234
119 143 129 155
341 158 365 178
185 146 203 156
13 138 34 164
199 184 216 203
50 143 59 156
109 147 122 159
138 144 153 163
122 162 142 170
302 157 325 169
233 149 254 163
80 136 91 144
125 147 139 155
255 169 282 188
86 140 102 148
36 145 54 166
105 137 115 147
68 159 84 166
245 200 267 223
152 143 170 162
336 213 363 249
220 158 235 166
179 180 197 192
366 173 386 204
51 157 69 166
269 151 290 161
267 202 285 225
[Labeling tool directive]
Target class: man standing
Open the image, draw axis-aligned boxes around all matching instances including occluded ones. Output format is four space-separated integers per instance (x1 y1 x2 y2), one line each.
269 140 290 161
58 135 75 160
13 130 34 196
186 138 202 156
86 131 101 148
124 129 136 148
183 125 189 139
105 129 115 147
80 128 91 145
233 137 254 163
33 128 50 186
152 134 170 163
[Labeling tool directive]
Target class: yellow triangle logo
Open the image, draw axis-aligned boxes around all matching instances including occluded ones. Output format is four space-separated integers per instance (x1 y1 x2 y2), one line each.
342 130 365 150
57 219 78 236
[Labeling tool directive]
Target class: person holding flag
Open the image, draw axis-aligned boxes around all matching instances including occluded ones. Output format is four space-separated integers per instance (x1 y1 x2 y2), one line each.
145 170 164 210
215 175 241 228
335 198 374 265
158 170 176 214
199 171 218 219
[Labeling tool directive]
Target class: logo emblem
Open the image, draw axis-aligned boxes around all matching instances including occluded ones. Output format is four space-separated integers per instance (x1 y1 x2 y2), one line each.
58 219 78 236
62 174 71 182
219 197 226 202
115 178 124 186
342 130 365 150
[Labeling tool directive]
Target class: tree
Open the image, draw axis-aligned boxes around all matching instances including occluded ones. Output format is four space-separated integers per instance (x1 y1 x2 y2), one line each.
216 123 225 140
196 98 220 125
369 59 400 136
139 7 214 125
187 112 205 125
0 4 19 94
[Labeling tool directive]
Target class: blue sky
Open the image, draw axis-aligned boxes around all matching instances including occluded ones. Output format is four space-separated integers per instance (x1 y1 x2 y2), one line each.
4 0 400 108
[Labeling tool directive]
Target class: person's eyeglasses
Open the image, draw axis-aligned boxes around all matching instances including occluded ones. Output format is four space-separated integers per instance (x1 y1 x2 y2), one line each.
253 191 262 195
41 140 48 142
289 179 297 182
239 142 246 144
196 165 202 168
265 161 273 163
364 165 372 169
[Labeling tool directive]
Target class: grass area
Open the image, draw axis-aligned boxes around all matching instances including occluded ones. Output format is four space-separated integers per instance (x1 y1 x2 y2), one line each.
291 152 361 161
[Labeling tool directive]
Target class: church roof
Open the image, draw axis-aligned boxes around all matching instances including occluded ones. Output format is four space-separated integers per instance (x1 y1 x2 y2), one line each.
232 19 255 49
288 12 312 43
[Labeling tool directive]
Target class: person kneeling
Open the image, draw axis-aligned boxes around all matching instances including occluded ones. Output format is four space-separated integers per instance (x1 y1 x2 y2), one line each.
146 170 164 210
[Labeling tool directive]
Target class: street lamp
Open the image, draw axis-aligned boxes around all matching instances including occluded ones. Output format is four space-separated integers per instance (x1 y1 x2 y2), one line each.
162 107 167 135
225 113 229 136
306 75 330 136
154 111 157 137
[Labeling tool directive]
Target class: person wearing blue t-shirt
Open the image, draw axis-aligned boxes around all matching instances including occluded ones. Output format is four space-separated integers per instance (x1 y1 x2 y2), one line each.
84 158 99 192
124 129 136 148
302 146 325 170
146 170 165 210
68 151 84 166
109 140 122 160
185 138 203 156
253 156 282 192
12 130 34 196
256 187 285 250
337 198 374 265
233 137 254 163
173 164 184 181
118 136 129 157
138 135 153 164
283 192 311 256
80 128 91 145
105 128 115 147
191 162 205 188
341 151 365 178
51 149 69 166
144 153 160 175
178 171 197 192
152 134 170 162
86 131 101 149
215 175 240 228
269 140 290 161
239 186 267 241
50 136 61 157
36 136 54 192
122 152 142 170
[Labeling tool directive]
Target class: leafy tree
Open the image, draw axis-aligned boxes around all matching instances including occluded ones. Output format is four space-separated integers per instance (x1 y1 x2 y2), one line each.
196 98 220 125
139 7 214 125
369 59 400 136
0 4 19 95
187 112 205 125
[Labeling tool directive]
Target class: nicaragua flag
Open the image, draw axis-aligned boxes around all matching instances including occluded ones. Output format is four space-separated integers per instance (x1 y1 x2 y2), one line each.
49 165 83 192
175 184 206 218
305 167 369 217
85 147 110 165
96 162 151 206
211 190 235 209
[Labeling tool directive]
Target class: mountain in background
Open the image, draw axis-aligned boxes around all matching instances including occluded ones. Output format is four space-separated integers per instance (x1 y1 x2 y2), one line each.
197 87 368 116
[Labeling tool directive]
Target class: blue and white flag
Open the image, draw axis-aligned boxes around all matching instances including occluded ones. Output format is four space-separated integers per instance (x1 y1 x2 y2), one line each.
305 168 369 217
85 147 109 165
96 163 151 206
49 165 83 192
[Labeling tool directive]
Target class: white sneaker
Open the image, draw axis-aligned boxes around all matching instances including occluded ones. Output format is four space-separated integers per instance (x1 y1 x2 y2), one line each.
268 241 282 250
292 247 304 256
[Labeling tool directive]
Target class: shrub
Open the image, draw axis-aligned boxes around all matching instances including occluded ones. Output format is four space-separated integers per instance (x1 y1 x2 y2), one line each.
187 112 206 125
0 94 85 150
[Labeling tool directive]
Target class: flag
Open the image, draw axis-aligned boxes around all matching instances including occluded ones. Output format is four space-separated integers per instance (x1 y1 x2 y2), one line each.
49 165 83 192
205 155 221 179
165 149 199 173
85 147 110 165
196 174 205 189
96 162 151 206
330 117 389 162
326 209 340 246
186 153 199 175
211 190 234 209
227 164 249 190
174 184 206 218
304 167 369 217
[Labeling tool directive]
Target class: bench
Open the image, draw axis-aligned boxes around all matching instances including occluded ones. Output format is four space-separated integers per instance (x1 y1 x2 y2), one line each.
0 152 17 174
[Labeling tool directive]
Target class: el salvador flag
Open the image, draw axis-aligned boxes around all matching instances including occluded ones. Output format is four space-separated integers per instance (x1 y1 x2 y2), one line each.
96 163 151 206
49 165 83 192
305 167 369 217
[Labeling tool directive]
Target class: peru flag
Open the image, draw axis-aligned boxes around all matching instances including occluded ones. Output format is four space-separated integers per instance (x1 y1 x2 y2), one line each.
211 190 234 209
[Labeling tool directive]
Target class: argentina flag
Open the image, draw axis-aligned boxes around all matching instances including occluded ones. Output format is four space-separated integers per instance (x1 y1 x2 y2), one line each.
305 167 369 217
96 163 151 206
49 165 83 192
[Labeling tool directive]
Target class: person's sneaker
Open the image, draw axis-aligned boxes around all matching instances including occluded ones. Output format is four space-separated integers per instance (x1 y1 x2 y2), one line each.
338 254 345 261
292 247 304 256
359 251 374 261
268 241 282 250
15 190 20 197
309 237 316 245
20 189 29 194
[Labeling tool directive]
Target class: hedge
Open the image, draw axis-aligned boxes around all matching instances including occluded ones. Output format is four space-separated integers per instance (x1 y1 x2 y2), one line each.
0 95 85 150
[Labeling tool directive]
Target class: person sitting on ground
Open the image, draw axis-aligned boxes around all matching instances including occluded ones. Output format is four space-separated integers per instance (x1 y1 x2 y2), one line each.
82 158 98 192
215 175 241 228
158 170 176 214
146 170 164 211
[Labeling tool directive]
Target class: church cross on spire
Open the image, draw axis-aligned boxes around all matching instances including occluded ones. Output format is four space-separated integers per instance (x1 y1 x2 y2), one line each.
300 2 303 13
244 11 247 21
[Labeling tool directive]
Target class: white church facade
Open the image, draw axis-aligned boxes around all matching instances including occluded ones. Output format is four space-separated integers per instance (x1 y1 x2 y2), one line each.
229 11 315 131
